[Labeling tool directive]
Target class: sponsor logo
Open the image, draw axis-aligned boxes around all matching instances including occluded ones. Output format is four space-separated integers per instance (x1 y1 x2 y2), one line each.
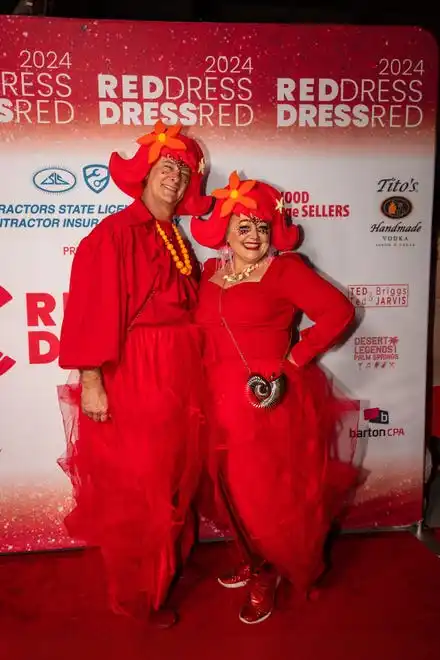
353 335 399 370
0 203 126 230
348 285 409 308
376 177 419 195
364 407 389 424
350 406 405 438
33 167 76 194
0 286 16 376
83 165 110 194
283 190 350 220
380 196 413 220
372 178 421 248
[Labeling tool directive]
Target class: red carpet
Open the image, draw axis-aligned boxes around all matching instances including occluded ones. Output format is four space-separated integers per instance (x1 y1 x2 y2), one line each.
1 533 439 660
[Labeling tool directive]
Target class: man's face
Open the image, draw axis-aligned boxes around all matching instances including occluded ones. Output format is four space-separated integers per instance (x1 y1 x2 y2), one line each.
146 156 191 207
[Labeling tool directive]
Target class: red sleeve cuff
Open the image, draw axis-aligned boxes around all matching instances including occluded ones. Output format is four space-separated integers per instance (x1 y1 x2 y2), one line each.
289 341 314 368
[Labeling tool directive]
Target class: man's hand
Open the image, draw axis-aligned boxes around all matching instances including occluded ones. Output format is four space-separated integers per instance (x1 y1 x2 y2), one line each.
80 369 110 422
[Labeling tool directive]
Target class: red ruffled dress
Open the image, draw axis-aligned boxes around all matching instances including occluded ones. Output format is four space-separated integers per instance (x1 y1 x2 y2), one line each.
195 254 359 593
58 199 204 614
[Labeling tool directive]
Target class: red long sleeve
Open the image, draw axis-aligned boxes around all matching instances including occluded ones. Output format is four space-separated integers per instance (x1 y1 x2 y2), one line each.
59 227 127 370
279 254 355 367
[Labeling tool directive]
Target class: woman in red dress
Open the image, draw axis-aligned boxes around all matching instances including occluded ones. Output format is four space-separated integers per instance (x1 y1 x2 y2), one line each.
191 172 359 625
58 121 212 627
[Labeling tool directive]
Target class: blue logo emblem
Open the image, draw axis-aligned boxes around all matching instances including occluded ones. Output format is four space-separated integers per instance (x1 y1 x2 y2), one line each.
83 165 110 194
33 167 76 193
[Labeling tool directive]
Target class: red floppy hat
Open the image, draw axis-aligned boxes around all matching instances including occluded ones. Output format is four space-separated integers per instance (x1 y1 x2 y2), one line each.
191 171 299 251
109 120 212 216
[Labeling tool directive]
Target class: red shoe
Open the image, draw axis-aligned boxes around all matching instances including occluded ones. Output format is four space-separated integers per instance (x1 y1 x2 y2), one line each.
218 563 252 589
239 572 281 625
148 608 178 629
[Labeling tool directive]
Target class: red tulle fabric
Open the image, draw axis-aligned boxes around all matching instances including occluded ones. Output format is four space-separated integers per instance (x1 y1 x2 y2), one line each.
195 256 360 594
57 200 204 615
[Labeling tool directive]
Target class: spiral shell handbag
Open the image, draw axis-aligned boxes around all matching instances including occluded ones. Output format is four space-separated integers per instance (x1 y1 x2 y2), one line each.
219 279 290 410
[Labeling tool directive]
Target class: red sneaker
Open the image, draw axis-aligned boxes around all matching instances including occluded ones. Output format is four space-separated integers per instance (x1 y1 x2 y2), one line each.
239 572 281 625
217 563 252 589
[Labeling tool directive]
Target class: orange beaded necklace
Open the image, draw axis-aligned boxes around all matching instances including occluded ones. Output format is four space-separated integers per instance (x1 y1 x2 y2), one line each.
155 221 193 277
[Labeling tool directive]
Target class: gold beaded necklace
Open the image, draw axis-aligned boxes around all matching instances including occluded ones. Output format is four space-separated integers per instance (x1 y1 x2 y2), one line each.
155 221 193 276
223 257 268 284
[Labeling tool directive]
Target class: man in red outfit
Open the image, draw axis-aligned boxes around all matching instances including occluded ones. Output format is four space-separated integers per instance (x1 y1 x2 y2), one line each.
58 121 212 628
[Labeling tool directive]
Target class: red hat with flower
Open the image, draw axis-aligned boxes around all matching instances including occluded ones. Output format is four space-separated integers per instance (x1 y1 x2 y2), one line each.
109 120 212 216
191 171 299 251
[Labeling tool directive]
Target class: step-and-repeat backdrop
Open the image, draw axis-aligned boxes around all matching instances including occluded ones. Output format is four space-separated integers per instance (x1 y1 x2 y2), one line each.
0 17 437 551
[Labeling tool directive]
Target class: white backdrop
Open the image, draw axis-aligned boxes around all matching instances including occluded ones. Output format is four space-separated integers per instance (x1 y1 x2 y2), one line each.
0 17 437 550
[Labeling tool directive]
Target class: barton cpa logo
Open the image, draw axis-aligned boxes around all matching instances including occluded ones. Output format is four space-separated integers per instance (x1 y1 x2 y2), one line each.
33 167 76 194
0 285 16 377
380 196 413 220
364 407 389 424
350 406 405 438
83 165 110 194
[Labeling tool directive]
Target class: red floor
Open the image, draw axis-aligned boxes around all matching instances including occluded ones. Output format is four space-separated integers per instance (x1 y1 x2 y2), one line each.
1 533 440 660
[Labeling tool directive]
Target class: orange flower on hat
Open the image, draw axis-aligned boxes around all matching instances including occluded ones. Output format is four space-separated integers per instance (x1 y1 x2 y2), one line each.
212 171 257 218
136 120 187 164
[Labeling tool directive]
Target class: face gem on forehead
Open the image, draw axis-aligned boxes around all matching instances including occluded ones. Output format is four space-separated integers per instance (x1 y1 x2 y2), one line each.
248 216 270 233
248 215 269 225
235 217 270 236
163 156 188 170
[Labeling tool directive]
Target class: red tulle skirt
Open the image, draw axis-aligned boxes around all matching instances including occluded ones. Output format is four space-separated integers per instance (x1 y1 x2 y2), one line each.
58 323 204 615
202 357 360 593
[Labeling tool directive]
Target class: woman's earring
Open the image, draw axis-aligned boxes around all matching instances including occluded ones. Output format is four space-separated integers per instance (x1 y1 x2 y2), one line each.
220 244 233 269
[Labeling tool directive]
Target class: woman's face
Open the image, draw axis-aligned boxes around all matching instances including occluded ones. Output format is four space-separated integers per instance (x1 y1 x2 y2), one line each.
226 213 271 265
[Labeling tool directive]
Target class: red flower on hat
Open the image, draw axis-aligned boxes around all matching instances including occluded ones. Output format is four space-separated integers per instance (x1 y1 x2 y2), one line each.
211 171 257 218
136 120 187 164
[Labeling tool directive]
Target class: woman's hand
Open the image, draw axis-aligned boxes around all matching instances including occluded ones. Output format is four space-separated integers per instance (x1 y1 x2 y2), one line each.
80 369 110 423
